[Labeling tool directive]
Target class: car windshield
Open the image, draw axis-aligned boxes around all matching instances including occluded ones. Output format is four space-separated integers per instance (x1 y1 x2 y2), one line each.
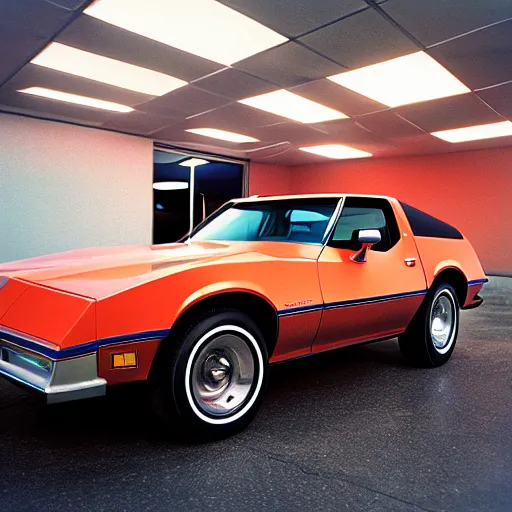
190 199 339 245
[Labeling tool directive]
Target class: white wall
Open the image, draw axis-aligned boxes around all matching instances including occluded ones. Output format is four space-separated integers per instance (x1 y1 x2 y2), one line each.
0 114 153 263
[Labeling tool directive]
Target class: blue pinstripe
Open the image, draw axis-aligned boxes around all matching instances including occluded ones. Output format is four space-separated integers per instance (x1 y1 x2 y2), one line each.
277 289 427 317
0 328 170 361
3 281 486 361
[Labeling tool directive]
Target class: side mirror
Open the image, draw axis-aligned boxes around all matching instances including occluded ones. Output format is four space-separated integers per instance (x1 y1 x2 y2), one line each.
350 229 381 263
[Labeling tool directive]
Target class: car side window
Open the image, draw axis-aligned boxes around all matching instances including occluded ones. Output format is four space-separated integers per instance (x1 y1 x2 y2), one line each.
191 207 265 241
330 198 400 252
191 199 338 244
259 205 335 244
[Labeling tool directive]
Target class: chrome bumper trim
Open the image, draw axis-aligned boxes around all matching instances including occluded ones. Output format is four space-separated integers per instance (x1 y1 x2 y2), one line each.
45 378 107 404
0 343 106 403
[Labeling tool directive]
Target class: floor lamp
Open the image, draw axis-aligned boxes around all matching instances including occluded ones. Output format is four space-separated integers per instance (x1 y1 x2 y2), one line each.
179 158 209 234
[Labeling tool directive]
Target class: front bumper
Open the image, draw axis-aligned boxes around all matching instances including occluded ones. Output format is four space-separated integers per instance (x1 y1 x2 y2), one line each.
0 335 106 404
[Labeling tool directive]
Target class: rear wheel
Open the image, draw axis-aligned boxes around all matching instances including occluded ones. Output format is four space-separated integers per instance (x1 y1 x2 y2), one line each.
398 283 459 367
151 310 268 440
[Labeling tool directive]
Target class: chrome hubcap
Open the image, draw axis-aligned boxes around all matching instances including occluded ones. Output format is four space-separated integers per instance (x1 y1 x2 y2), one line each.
191 333 255 417
430 294 454 351
201 354 231 391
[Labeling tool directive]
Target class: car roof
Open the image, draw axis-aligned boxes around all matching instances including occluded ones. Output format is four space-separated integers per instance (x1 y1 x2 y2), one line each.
233 193 396 203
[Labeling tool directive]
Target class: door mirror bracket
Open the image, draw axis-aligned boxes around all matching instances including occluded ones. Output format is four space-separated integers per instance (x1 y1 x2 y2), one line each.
350 229 381 263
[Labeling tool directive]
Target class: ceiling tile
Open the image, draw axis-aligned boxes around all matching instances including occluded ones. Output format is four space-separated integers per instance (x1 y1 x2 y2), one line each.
355 110 426 138
137 87 232 117
0 104 107 128
250 121 328 145
234 42 345 88
184 121 261 143
429 20 512 90
43 1 91 10
251 133 512 163
57 16 223 82
382 0 512 47
477 82 512 119
252 148 326 166
397 93 504 132
4 64 154 107
0 89 114 124
216 0 368 37
101 112 172 135
177 130 259 150
184 103 286 130
192 68 276 100
0 28 46 85
299 9 418 69
1 0 72 37
310 118 390 146
372 133 449 158
0 0 77 85
143 122 187 142
290 78 386 117
3 0 510 168
152 125 250 159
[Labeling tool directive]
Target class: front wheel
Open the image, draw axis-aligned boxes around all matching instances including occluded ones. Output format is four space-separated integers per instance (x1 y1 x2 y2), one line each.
399 283 460 367
151 310 268 440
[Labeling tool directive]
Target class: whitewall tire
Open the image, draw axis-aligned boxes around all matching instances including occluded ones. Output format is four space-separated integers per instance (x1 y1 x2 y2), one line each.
399 282 460 367
151 310 268 439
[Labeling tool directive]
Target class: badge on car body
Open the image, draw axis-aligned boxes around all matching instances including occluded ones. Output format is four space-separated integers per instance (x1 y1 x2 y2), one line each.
284 299 313 308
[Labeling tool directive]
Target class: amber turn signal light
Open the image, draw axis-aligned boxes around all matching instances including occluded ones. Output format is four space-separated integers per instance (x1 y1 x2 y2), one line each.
112 351 137 369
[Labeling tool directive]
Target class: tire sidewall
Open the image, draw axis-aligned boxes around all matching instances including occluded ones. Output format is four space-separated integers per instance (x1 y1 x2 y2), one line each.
168 311 268 436
424 283 459 365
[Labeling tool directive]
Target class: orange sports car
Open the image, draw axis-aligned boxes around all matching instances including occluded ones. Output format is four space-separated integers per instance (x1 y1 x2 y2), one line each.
0 194 486 438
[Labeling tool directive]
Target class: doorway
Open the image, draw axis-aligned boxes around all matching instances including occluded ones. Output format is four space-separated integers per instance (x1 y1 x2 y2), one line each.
153 148 246 244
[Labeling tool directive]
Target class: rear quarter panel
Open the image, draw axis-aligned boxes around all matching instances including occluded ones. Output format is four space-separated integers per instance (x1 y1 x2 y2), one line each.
413 236 486 305
392 199 487 306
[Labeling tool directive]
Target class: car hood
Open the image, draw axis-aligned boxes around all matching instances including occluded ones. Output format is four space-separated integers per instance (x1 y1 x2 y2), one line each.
0 241 243 298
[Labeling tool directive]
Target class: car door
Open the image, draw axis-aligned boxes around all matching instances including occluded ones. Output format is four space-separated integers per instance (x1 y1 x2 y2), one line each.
312 197 427 353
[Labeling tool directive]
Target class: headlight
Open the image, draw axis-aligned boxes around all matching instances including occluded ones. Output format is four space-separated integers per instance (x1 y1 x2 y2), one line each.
1 345 53 376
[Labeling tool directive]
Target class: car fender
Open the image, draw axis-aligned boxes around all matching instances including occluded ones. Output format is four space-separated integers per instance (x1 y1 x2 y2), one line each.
433 260 468 282
175 280 278 320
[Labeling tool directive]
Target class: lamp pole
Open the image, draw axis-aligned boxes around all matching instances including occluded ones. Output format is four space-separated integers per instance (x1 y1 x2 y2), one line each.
179 158 209 235
189 164 196 234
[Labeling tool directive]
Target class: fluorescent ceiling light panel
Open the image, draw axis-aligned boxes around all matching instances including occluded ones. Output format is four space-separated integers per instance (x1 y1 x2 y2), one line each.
431 121 512 143
179 158 209 167
31 42 187 96
186 128 259 143
85 0 288 66
153 182 189 190
18 87 133 112
239 90 348 123
328 51 470 107
299 144 372 159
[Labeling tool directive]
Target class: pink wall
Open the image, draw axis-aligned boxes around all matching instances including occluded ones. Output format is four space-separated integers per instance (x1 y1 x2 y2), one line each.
249 162 292 196
249 147 512 275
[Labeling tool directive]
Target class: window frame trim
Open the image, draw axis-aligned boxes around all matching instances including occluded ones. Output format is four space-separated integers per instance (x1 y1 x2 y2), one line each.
188 197 342 246
325 196 401 252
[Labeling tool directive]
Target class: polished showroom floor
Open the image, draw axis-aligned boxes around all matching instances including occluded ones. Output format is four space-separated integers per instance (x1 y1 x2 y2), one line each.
1 277 511 512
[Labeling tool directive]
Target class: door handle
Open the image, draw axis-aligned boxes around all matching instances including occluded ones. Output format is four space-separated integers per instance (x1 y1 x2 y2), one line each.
404 258 416 267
